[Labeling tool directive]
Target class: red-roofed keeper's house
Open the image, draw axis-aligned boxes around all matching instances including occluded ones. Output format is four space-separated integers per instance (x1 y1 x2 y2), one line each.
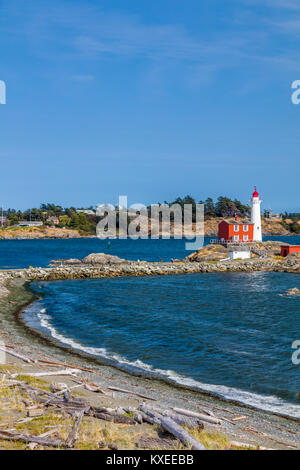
218 220 254 243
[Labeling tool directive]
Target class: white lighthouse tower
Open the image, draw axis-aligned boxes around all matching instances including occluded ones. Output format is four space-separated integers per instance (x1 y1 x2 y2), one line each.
251 187 262 242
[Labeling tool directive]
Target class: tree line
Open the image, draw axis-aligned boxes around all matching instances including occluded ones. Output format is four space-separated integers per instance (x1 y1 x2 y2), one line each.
157 196 251 218
2 198 298 235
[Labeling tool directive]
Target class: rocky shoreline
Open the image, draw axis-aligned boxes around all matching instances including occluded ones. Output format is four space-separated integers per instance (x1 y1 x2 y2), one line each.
0 242 299 450
0 279 299 450
0 256 299 285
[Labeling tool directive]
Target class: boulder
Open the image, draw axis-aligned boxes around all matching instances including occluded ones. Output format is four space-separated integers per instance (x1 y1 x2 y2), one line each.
62 258 82 265
81 253 128 265
286 288 300 296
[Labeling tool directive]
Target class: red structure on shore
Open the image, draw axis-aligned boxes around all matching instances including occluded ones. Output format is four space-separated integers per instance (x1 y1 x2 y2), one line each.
218 220 254 243
280 245 300 257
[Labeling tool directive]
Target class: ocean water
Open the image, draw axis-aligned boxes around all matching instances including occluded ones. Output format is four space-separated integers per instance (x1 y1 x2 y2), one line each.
0 235 299 269
23 271 300 418
1 236 299 417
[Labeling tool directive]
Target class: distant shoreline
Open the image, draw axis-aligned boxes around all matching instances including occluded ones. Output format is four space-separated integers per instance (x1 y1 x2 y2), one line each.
0 233 297 241
0 216 296 239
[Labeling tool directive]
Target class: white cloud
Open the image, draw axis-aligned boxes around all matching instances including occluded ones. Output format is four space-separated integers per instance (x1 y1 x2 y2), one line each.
2 0 300 89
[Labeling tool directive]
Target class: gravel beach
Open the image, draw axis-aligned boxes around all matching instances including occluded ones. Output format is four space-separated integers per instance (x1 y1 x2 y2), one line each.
0 277 299 450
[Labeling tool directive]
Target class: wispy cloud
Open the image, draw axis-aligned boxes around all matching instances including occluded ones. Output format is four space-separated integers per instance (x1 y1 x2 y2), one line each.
0 1 262 61
2 0 300 90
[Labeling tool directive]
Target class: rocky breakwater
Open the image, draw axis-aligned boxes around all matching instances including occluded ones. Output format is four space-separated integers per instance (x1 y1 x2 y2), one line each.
0 254 299 285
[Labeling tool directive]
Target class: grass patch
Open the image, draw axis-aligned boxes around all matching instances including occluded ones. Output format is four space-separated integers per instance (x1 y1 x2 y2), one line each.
0 386 14 400
75 419 138 450
0 439 27 450
0 365 21 373
16 412 71 436
14 375 49 390
185 428 231 450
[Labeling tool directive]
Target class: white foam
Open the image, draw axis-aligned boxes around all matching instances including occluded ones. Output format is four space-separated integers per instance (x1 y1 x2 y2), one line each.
31 307 300 419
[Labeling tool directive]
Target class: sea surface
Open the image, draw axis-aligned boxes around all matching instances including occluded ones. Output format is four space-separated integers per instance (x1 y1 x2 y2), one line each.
1 237 299 417
0 235 298 269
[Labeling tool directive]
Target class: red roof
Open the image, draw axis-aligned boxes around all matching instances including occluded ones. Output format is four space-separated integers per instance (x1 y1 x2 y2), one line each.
253 187 259 198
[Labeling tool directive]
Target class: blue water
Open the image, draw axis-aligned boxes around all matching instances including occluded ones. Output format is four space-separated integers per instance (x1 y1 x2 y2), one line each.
23 270 300 418
0 236 299 269
1 236 299 416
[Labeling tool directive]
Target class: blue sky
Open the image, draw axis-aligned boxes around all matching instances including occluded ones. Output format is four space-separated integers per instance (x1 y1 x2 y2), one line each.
0 0 300 211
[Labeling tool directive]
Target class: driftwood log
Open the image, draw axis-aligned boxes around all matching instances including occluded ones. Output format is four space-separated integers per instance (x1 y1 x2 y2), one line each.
0 347 32 364
0 430 65 448
161 411 204 430
138 405 205 430
139 405 206 451
38 359 96 374
13 369 80 378
88 406 136 425
84 383 107 394
107 386 157 401
66 407 88 447
172 407 221 425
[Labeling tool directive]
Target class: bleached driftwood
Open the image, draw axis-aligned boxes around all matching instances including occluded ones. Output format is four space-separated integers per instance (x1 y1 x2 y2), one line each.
161 411 204 430
139 405 206 451
38 427 61 439
88 406 136 425
230 440 274 450
50 382 70 393
107 386 156 401
84 383 106 394
66 408 88 447
138 404 204 430
20 384 60 399
38 359 96 374
172 407 221 425
0 346 32 364
0 430 65 448
55 384 84 396
0 380 23 388
160 416 206 450
12 369 80 378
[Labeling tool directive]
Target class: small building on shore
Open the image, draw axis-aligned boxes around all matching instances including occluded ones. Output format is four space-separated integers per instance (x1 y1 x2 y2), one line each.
218 219 254 243
0 216 8 227
229 246 251 260
280 245 300 257
47 216 59 225
18 221 43 227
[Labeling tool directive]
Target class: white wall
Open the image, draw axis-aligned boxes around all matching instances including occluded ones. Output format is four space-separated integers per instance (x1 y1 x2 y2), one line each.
230 251 250 260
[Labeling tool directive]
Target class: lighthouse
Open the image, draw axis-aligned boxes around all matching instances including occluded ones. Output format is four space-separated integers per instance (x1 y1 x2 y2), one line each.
251 187 262 242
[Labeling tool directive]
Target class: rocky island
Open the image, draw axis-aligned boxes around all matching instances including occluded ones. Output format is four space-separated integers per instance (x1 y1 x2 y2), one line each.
0 241 299 286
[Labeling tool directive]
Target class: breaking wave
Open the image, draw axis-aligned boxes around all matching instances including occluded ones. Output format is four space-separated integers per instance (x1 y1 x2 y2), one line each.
22 302 300 420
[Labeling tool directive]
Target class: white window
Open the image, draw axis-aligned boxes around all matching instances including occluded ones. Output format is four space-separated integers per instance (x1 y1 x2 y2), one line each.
234 235 239 241
234 225 239 232
243 235 248 241
243 225 248 231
